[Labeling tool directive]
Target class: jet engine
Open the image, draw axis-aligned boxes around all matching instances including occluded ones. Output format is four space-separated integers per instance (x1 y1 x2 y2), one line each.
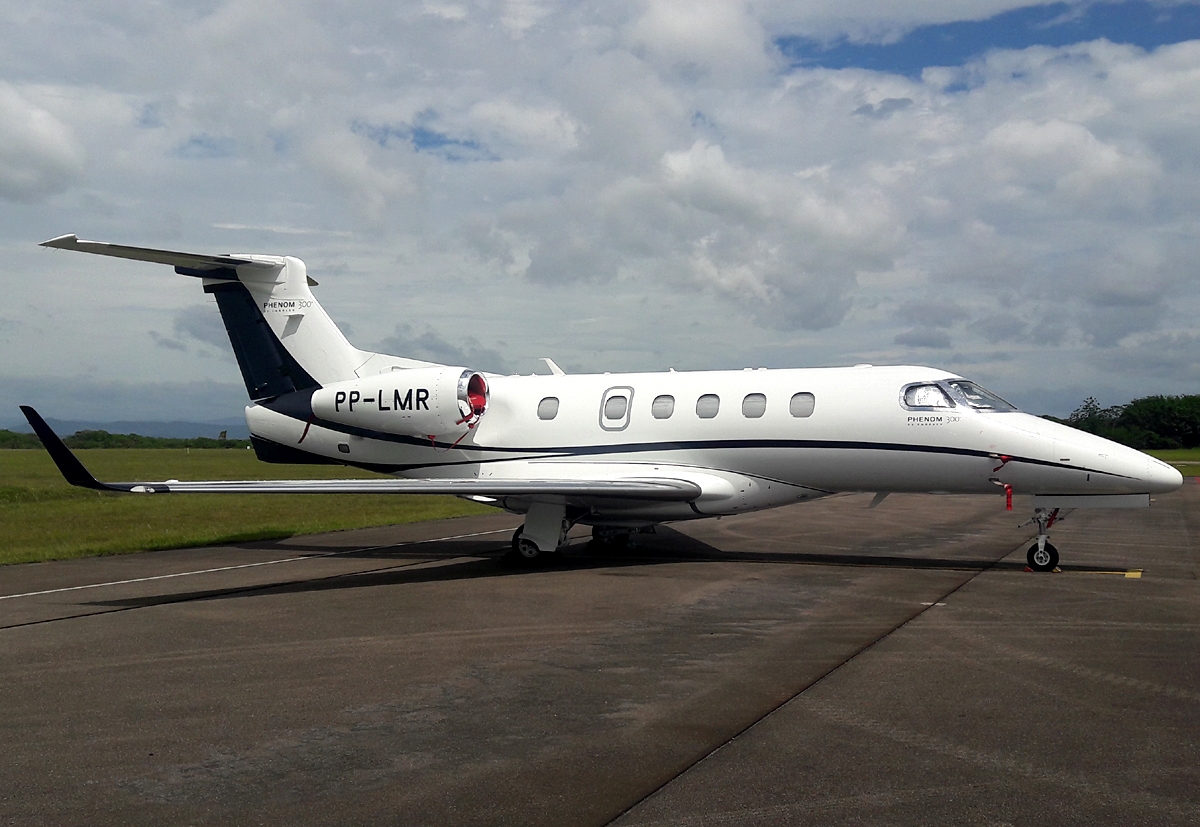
311 367 488 437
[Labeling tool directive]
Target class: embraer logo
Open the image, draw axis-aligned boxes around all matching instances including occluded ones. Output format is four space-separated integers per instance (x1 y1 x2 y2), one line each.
334 388 430 412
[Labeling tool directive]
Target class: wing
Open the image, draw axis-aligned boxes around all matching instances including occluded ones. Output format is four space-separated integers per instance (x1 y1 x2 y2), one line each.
40 234 279 273
20 407 701 502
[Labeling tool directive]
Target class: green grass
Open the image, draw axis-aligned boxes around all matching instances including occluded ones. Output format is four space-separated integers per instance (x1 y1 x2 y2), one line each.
1146 448 1200 475
0 449 492 566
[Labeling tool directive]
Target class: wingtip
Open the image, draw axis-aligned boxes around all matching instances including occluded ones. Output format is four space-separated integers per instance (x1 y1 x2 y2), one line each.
19 405 107 491
40 233 79 249
19 404 45 427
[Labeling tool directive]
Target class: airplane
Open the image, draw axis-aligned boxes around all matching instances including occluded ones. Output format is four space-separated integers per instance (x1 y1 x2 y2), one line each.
23 234 1183 572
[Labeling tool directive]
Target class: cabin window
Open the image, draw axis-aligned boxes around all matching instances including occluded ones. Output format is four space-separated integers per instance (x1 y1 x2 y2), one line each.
652 395 675 419
599 386 634 431
537 397 559 420
903 384 954 409
789 392 815 418
696 394 720 419
945 380 1016 411
742 393 767 418
604 395 628 420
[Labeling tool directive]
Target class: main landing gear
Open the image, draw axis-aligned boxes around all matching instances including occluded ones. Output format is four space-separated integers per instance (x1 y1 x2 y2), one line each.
590 526 647 549
506 502 571 565
505 502 657 565
509 526 561 562
1024 507 1062 572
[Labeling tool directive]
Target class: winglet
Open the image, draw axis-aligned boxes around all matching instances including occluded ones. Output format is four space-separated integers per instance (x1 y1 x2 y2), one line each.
540 357 566 376
18 406 110 491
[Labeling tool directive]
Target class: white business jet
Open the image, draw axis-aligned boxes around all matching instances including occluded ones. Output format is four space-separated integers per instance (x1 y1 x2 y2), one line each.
25 235 1182 572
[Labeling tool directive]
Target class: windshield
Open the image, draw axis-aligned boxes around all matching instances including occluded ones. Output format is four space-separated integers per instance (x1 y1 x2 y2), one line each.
946 380 1017 412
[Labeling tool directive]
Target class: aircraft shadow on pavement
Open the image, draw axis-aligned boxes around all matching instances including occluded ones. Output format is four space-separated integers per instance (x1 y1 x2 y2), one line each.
85 527 1111 611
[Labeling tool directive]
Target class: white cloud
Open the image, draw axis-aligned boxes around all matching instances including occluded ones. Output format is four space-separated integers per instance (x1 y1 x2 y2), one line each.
302 130 412 222
630 0 773 76
468 99 582 153
0 82 84 202
3 3 1200 415
980 119 1160 208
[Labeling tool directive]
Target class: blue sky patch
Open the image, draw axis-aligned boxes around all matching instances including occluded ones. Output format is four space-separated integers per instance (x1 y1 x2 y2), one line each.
176 134 235 159
778 1 1200 76
352 118 492 161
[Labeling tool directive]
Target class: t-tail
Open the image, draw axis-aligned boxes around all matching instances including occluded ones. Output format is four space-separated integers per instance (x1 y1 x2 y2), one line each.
39 235 435 401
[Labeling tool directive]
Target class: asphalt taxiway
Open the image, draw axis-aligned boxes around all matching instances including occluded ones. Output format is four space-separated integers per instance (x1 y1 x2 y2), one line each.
2 487 1198 826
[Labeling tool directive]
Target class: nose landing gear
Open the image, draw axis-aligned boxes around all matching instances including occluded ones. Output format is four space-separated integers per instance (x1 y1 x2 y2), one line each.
1024 507 1062 572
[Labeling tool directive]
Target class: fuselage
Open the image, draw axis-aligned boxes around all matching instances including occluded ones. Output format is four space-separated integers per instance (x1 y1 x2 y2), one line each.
246 364 1182 523
38 237 1182 539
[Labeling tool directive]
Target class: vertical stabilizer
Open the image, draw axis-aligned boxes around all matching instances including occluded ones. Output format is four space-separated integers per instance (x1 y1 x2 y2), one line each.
199 256 364 400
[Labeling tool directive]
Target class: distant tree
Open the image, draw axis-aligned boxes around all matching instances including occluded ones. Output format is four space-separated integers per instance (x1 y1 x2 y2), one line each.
0 430 44 449
57 430 251 450
0 428 251 449
1118 395 1200 449
1055 394 1200 449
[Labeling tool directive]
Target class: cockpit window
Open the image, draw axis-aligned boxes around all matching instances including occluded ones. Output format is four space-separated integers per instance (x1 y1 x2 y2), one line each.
903 384 954 409
946 380 1017 411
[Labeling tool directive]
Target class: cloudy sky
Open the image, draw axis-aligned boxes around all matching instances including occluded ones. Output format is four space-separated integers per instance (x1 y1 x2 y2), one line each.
3 0 1200 425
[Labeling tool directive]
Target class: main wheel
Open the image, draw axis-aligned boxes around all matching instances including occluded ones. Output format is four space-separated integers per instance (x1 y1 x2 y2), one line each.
1027 541 1059 572
509 527 540 559
591 527 631 548
516 538 542 560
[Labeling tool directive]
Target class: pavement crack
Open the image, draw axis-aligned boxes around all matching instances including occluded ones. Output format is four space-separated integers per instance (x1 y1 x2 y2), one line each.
603 540 1023 827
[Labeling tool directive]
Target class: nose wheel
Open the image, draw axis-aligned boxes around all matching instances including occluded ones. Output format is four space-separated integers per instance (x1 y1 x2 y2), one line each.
1024 507 1062 572
1027 540 1059 572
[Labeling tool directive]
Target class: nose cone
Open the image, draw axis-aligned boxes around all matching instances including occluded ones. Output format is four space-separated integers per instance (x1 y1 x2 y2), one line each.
1038 417 1183 495
1144 455 1184 494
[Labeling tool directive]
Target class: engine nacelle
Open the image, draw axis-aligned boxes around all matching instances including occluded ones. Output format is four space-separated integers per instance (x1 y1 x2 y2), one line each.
312 367 488 437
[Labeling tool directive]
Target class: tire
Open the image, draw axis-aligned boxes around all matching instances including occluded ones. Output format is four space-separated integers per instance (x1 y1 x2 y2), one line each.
591 527 631 548
1027 541 1059 572
516 539 542 560
506 527 543 563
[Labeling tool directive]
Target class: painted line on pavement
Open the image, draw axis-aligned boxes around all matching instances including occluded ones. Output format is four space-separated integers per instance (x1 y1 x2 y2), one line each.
0 528 510 601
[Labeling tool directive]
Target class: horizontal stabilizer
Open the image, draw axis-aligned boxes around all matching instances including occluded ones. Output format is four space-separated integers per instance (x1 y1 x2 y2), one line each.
20 406 701 501
40 234 279 273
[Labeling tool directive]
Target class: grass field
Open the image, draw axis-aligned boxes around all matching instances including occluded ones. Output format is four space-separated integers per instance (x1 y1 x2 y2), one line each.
1147 448 1200 475
0 449 491 566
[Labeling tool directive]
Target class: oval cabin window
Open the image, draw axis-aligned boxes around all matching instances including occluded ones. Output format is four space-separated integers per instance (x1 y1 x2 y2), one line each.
537 397 560 420
652 395 675 419
789 392 815 418
604 395 628 420
742 393 767 418
696 394 720 419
